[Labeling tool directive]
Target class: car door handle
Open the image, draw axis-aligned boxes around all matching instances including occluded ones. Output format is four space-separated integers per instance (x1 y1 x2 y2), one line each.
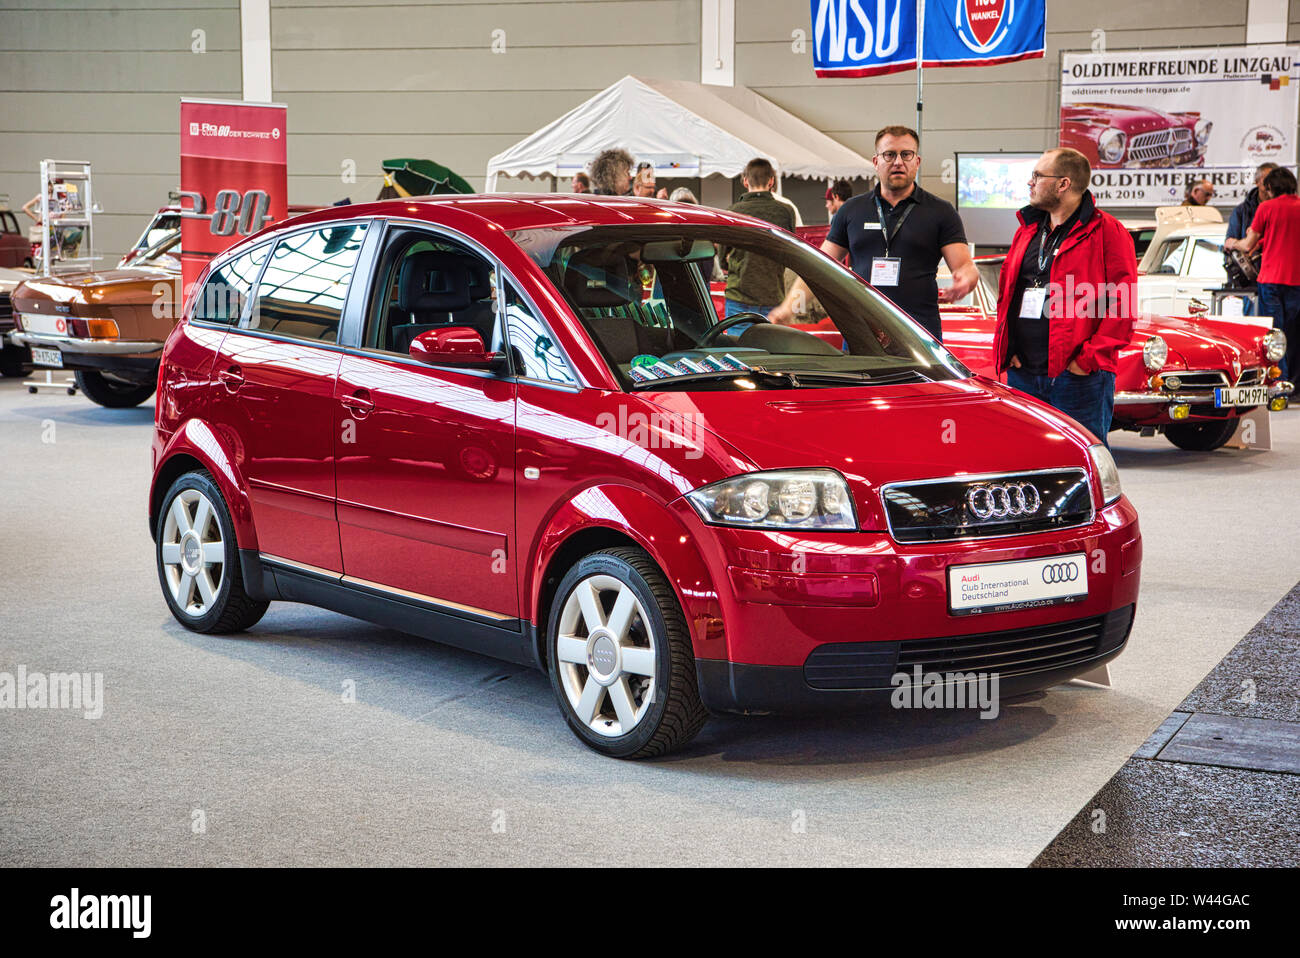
218 366 244 392
340 390 374 417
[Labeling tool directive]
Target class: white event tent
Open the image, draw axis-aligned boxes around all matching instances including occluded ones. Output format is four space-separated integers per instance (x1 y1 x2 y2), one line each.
484 75 871 195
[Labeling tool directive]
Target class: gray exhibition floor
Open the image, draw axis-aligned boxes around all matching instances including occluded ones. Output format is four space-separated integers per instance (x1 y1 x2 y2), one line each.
1 376 1297 867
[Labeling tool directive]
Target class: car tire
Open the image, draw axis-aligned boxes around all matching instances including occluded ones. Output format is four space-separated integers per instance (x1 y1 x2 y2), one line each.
1164 418 1239 451
0 343 32 378
156 471 269 634
75 370 156 408
547 547 708 759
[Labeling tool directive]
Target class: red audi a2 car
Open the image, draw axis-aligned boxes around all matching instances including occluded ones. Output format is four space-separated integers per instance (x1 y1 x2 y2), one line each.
150 195 1141 758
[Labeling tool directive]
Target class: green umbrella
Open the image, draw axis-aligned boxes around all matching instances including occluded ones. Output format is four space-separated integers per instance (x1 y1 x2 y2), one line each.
378 158 474 198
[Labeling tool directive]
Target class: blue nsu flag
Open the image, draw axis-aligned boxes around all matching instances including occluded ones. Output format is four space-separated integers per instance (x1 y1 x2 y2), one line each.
811 0 1045 79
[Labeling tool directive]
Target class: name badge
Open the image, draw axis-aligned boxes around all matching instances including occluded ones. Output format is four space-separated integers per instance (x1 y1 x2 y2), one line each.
1020 286 1047 319
870 256 901 287
863 220 884 231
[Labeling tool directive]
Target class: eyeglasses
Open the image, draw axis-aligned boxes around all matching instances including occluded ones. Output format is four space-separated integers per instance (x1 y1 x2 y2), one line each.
1029 171 1066 182
876 151 917 163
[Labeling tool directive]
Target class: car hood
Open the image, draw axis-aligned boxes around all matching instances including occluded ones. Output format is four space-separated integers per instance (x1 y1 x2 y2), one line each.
1064 102 1192 133
1136 313 1259 372
639 377 1099 527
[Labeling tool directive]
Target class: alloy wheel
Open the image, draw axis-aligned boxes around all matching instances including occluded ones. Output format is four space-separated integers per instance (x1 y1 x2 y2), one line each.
160 488 226 618
555 574 657 737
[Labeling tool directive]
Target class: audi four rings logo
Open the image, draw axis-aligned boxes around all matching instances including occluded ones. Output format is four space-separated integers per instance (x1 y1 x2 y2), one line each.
966 482 1042 520
1042 562 1081 584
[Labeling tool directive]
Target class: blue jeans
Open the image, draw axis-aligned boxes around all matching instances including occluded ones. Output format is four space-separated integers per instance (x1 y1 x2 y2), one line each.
1007 366 1116 447
1258 283 1300 382
724 299 774 319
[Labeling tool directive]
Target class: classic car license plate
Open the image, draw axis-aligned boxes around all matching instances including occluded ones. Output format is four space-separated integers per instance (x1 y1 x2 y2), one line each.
30 347 63 368
1215 386 1267 407
948 553 1088 615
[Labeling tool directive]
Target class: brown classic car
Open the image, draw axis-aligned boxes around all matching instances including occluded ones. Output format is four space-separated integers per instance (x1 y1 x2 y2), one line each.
10 231 180 407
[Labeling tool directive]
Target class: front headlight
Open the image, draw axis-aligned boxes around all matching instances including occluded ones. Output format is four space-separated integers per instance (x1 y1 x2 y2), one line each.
1098 128 1126 164
685 468 857 530
1263 329 1286 363
1143 335 1168 372
1089 444 1122 505
1194 119 1212 146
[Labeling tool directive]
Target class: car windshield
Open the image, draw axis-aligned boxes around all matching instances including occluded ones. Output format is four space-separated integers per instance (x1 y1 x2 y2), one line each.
137 229 180 266
509 224 968 390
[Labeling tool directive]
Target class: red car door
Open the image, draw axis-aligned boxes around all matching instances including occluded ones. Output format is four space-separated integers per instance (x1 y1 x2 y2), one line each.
333 227 518 620
207 221 371 573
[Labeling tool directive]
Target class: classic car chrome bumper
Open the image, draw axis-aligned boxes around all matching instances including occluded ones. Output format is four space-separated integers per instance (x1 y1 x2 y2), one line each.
10 330 163 356
1114 380 1293 406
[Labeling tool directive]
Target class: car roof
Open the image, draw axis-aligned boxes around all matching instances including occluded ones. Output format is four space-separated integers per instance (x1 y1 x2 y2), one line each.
268 193 773 235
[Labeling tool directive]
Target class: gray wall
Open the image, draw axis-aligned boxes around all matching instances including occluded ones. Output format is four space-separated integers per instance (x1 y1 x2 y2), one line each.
0 0 1293 258
0 0 242 260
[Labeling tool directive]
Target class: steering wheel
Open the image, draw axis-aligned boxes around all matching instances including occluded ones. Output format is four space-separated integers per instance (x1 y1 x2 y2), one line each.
698 311 771 348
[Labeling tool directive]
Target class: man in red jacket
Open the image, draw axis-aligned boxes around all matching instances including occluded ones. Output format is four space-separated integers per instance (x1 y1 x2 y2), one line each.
994 147 1137 446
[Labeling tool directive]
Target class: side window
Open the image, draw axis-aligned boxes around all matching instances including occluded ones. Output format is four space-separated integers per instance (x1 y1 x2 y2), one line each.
192 242 270 325
247 223 367 343
1152 238 1188 275
2 212 17 234
504 282 577 385
363 230 500 358
1188 239 1226 283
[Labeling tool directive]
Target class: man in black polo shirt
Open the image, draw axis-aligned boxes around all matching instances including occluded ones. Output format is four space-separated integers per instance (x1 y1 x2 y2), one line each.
770 125 977 340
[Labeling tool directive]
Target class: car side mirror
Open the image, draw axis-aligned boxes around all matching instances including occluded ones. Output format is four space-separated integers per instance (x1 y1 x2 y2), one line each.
409 326 505 371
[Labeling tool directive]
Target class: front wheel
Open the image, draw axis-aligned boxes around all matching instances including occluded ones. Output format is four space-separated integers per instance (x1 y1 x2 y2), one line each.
547 547 708 759
75 369 156 408
156 471 268 633
1164 418 1239 451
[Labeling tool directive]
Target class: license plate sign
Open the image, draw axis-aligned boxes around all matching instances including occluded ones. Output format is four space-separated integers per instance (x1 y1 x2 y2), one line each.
30 347 63 368
1215 386 1267 407
949 553 1088 615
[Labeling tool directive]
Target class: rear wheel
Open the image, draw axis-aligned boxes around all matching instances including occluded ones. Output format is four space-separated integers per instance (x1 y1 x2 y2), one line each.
156 471 268 633
75 369 156 408
1164 418 1239 451
547 547 707 759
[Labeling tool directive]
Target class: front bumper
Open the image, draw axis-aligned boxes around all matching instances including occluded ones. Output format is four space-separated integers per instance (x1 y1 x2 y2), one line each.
698 605 1134 713
674 496 1142 713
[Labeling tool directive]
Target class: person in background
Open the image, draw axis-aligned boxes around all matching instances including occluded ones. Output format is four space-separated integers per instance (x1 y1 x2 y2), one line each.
571 171 591 193
1228 162 1278 240
668 187 698 204
825 179 852 219
994 147 1136 447
589 149 634 195
1182 178 1215 206
768 125 976 340
632 163 669 199
720 157 795 318
1226 166 1300 382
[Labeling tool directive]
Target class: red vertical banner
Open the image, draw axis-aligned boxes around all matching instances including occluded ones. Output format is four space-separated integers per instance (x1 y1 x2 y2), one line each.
179 98 288 303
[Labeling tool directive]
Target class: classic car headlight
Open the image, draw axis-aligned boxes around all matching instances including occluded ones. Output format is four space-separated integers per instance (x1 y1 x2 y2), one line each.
1263 329 1286 363
1194 118 1213 146
1088 444 1122 505
1098 128 1126 164
685 469 857 530
1142 335 1168 372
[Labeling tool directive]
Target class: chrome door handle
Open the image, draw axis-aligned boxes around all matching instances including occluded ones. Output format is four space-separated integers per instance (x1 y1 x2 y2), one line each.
218 366 244 392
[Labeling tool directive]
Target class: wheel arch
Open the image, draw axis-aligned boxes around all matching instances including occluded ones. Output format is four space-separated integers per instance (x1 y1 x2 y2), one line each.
150 419 257 549
526 487 725 671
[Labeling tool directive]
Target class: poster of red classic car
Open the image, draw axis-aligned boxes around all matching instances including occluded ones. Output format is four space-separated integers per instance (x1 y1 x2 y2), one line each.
1060 44 1299 206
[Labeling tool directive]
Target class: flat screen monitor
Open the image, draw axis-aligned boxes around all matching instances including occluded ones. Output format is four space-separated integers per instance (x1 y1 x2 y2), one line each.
955 153 1039 247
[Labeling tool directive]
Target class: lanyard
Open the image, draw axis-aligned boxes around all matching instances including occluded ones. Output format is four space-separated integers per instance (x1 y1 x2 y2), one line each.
875 195 915 258
1036 218 1072 274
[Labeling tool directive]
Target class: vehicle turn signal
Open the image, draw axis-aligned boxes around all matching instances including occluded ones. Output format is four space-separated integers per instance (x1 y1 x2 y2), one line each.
86 319 120 340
